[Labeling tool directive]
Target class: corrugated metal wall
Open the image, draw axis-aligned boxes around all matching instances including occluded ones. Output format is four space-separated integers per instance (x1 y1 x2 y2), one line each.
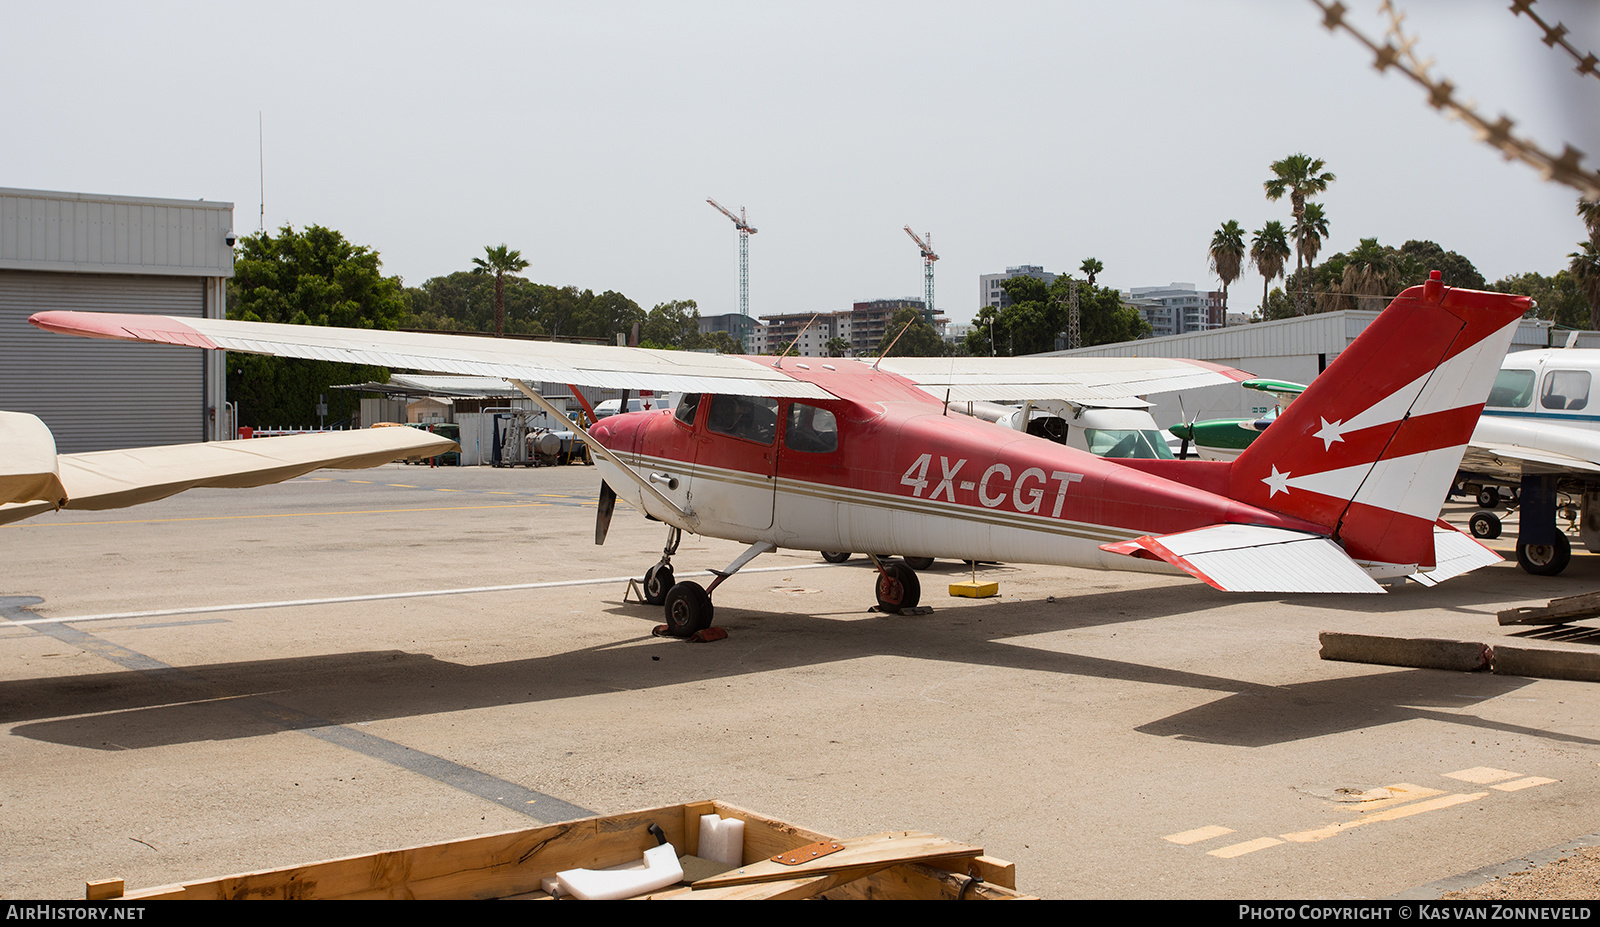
0 188 234 276
0 270 206 452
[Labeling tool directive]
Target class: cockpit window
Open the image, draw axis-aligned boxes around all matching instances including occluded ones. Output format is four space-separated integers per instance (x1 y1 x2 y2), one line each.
1084 428 1175 459
1542 370 1591 411
784 403 838 453
707 394 779 445
675 392 702 426
1487 369 1535 408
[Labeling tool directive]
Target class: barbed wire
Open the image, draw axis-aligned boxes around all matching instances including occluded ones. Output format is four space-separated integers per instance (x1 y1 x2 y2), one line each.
1310 0 1600 201
1510 0 1599 83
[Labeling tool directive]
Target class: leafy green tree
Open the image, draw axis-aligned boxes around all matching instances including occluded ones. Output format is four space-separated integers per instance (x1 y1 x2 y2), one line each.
1208 220 1246 320
472 244 530 336
825 336 850 357
700 331 744 354
1264 154 1335 313
1339 237 1394 312
963 275 1147 355
639 299 703 349
1294 202 1330 269
876 307 948 357
228 225 404 426
1251 221 1291 317
1492 271 1587 328
1079 257 1104 286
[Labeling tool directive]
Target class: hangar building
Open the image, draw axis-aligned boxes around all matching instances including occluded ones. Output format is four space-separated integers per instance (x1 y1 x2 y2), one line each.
0 187 234 453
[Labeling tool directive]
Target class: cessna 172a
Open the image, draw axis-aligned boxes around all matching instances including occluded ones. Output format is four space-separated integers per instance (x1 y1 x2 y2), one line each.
29 272 1526 636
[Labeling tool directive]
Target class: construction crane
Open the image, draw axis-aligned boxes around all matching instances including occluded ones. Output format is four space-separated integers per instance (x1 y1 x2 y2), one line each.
903 226 938 323
707 198 757 318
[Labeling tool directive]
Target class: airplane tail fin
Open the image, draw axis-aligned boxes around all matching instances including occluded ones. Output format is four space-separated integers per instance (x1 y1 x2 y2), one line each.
1228 272 1528 578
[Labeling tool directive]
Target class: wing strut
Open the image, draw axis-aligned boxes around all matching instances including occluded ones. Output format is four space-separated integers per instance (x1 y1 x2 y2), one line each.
508 380 698 531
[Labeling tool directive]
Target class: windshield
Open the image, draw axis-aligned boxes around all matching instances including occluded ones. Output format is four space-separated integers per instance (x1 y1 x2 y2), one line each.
1085 428 1175 459
1487 369 1535 408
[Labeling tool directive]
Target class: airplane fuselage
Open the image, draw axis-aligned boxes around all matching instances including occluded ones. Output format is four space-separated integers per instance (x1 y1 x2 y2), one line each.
589 359 1324 573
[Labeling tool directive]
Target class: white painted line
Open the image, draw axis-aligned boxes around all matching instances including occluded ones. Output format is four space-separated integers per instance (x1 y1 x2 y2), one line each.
4 562 841 627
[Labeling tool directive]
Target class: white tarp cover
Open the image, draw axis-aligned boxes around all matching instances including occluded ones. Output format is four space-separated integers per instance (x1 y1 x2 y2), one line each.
0 412 66 507
0 427 457 526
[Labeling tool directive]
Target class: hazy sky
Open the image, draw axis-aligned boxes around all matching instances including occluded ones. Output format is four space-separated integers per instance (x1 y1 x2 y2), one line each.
6 1 1596 325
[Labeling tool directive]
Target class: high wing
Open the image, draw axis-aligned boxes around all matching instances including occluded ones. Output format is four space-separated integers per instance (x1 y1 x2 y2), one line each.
28 312 1252 403
0 415 457 526
1461 417 1600 478
870 356 1249 402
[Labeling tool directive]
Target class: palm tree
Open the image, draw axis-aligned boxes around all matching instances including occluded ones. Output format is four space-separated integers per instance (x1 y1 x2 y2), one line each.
1341 237 1393 312
1251 221 1291 317
1264 154 1336 314
472 244 530 336
1580 198 1599 242
1208 221 1246 324
1079 257 1103 286
1572 239 1600 331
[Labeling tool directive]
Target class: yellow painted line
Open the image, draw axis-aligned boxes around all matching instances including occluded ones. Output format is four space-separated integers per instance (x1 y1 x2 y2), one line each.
1445 767 1519 784
435 488 461 492
1208 837 1282 858
386 484 418 488
1164 825 1234 845
3 503 549 528
1281 792 1488 843
1492 777 1558 792
348 480 374 484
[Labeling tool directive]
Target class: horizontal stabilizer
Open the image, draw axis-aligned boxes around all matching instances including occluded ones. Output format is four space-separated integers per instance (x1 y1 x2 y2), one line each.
1409 520 1505 587
1101 524 1384 594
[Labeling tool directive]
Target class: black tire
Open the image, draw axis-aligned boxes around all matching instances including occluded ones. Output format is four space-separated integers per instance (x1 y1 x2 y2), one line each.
663 581 714 637
1469 512 1502 540
1517 533 1572 576
821 551 852 564
1477 486 1500 508
875 562 921 611
643 564 674 606
902 556 935 571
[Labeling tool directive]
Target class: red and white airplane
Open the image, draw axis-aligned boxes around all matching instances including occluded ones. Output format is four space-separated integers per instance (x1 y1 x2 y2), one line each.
29 272 1528 636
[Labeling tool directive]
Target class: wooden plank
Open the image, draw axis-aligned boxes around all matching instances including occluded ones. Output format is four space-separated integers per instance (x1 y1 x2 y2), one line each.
822 862 1036 901
691 831 980 890
1499 591 1600 626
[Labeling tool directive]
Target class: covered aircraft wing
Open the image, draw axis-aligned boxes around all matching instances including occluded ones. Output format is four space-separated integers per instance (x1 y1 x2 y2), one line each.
0 412 67 507
28 311 1250 404
0 427 457 526
869 356 1251 402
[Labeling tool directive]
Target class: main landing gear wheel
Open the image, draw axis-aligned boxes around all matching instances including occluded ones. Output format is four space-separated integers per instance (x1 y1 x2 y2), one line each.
875 562 921 611
901 556 935 571
664 581 714 638
821 551 852 563
1469 511 1502 540
1517 534 1572 576
643 564 674 606
1477 486 1501 508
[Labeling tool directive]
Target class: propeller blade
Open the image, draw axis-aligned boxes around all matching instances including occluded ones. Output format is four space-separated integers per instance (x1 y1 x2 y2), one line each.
596 480 616 545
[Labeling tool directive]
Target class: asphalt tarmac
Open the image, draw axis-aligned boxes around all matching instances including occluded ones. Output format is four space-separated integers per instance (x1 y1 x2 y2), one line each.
2 462 1597 900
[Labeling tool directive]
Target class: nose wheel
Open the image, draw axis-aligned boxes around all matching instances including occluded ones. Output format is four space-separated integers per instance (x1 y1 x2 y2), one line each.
871 559 921 611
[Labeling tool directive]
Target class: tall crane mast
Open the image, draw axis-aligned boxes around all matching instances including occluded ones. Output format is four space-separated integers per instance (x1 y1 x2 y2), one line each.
903 226 938 323
707 198 757 318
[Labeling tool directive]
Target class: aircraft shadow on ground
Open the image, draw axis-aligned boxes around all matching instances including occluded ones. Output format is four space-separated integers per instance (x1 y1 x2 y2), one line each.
3 580 1588 753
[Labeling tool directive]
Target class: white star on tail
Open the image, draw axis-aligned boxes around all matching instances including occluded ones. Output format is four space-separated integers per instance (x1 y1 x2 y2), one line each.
1263 466 1291 497
1315 417 1349 450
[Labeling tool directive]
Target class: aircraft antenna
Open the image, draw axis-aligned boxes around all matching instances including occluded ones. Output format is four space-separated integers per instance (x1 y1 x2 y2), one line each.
707 198 757 318
775 314 818 367
258 111 265 232
903 226 938 323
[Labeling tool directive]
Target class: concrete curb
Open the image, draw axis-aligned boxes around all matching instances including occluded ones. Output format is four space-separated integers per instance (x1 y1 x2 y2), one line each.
1320 632 1600 681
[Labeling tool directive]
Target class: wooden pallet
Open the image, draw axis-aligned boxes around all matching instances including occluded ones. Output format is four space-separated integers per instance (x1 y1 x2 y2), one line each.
88 800 1032 901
